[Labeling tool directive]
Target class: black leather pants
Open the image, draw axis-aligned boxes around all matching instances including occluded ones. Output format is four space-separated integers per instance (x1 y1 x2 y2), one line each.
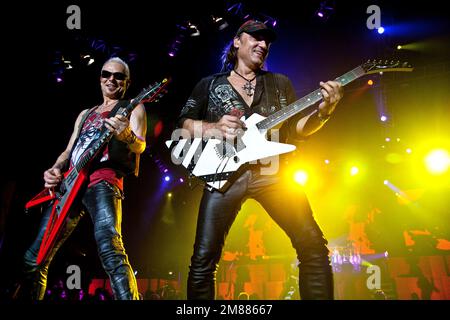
187 168 333 300
22 181 139 300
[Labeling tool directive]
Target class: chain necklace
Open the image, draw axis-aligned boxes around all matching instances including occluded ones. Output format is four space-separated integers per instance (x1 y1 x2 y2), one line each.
98 100 118 113
233 70 256 97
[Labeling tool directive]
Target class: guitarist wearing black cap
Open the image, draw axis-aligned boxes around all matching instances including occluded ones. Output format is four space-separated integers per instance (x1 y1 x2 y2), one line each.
177 20 343 300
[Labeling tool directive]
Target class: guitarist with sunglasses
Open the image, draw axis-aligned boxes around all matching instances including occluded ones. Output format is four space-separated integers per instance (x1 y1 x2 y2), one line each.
18 57 146 300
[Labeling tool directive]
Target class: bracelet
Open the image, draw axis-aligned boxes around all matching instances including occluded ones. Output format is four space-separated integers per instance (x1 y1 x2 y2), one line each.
317 110 331 124
126 130 137 145
121 127 137 145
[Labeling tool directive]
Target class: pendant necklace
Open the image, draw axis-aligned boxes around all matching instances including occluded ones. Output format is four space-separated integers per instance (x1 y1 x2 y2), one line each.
233 70 256 97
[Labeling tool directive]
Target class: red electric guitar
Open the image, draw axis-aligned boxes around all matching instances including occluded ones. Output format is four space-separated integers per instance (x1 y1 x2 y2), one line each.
25 78 170 265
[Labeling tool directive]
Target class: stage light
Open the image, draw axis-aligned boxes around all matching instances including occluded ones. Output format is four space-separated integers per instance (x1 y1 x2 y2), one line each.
406 148 412 154
167 192 172 198
377 27 385 34
383 180 389 185
425 149 450 174
82 54 94 66
188 22 200 37
179 178 184 183
367 79 373 85
324 159 330 164
380 115 387 122
397 45 402 50
315 0 335 21
164 175 171 182
294 170 308 186
63 60 73 70
211 16 228 30
350 166 359 176
385 137 391 142
227 2 244 17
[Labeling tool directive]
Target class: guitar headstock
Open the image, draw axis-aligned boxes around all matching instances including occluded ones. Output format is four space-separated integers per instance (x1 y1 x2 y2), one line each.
362 59 413 74
136 77 171 104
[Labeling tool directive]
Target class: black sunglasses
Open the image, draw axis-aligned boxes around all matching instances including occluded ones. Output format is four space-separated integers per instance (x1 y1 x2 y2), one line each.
101 70 127 81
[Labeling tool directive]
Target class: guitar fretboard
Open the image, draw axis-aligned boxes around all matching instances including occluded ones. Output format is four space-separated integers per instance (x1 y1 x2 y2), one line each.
256 66 365 130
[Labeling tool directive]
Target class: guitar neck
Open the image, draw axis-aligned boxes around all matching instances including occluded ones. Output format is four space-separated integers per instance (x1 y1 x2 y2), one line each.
256 66 366 130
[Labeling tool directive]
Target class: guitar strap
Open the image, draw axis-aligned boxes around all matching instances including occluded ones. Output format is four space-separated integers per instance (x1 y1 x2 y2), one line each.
65 106 97 171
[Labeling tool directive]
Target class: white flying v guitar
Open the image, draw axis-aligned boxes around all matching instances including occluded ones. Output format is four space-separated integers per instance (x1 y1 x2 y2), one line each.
166 60 413 192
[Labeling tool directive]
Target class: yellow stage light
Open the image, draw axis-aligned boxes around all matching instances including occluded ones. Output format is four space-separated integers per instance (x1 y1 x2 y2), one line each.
425 149 450 174
294 170 308 186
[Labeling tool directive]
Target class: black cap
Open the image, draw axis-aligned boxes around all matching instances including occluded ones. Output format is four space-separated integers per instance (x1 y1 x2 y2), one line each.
235 20 277 42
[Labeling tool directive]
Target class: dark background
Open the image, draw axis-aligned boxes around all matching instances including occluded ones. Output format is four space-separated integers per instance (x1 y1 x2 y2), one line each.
1 0 449 298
